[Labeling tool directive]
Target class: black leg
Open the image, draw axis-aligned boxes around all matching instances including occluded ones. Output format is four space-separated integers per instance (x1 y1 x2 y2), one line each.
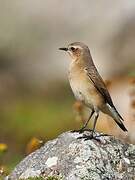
79 109 95 132
78 111 99 141
91 112 99 137
71 109 94 133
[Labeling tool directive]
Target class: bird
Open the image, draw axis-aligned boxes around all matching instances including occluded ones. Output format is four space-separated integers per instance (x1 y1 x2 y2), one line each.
59 42 127 139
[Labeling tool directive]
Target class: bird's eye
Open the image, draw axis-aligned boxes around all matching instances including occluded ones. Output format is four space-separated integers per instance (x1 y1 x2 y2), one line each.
70 47 75 51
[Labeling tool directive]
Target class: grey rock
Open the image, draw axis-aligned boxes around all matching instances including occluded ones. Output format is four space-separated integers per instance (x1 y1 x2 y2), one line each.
7 131 135 180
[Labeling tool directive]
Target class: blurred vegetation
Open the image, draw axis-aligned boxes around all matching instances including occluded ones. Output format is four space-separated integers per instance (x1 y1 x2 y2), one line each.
0 1 135 179
0 84 80 178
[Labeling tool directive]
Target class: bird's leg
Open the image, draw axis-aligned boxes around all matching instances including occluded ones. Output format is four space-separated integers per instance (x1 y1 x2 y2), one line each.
79 110 95 133
71 109 94 133
91 111 99 137
78 111 99 140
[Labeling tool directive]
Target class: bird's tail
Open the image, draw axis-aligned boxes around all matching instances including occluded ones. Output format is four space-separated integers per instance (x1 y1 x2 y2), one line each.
106 104 128 132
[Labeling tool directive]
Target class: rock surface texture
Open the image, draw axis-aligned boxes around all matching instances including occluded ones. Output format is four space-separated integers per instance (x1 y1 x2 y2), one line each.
8 131 135 180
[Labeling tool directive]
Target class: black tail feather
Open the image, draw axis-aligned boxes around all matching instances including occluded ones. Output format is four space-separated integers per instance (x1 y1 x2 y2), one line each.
107 104 128 132
114 119 128 132
113 106 124 121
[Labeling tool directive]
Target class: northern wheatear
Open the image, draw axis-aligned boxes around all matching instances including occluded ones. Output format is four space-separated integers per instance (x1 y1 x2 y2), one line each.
59 42 127 138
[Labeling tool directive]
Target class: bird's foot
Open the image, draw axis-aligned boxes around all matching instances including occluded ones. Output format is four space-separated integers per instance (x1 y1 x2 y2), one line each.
95 133 112 138
77 132 111 142
71 128 92 134
77 133 96 141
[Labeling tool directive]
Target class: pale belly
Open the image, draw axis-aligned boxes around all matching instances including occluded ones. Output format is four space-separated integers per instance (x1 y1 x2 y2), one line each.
68 73 104 110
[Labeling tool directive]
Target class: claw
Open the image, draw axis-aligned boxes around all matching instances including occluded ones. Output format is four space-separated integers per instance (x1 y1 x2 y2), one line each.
71 128 92 134
95 134 112 138
77 134 102 142
77 134 93 140
71 129 84 134
71 129 82 133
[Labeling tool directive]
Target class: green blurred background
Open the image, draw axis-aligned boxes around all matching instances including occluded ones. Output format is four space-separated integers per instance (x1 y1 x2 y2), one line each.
0 0 135 173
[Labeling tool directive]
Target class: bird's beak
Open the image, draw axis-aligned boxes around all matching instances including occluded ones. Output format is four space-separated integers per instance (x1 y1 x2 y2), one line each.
59 47 68 51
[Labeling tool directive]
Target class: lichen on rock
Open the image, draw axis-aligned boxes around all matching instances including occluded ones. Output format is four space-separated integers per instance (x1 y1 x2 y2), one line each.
7 131 135 180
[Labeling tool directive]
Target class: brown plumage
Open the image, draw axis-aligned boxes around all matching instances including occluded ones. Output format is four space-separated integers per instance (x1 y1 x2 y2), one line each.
59 42 127 138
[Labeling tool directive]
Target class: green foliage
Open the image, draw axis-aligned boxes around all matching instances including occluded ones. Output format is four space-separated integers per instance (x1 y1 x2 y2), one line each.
0 95 77 172
0 175 5 180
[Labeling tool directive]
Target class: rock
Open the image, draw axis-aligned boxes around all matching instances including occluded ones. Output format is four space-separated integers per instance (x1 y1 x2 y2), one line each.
7 131 135 180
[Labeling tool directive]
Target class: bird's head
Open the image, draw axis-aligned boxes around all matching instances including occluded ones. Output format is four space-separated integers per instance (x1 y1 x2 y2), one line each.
59 42 90 61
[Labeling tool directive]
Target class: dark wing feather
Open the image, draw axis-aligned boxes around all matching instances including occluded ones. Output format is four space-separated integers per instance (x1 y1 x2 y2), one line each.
85 66 124 120
85 66 114 107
